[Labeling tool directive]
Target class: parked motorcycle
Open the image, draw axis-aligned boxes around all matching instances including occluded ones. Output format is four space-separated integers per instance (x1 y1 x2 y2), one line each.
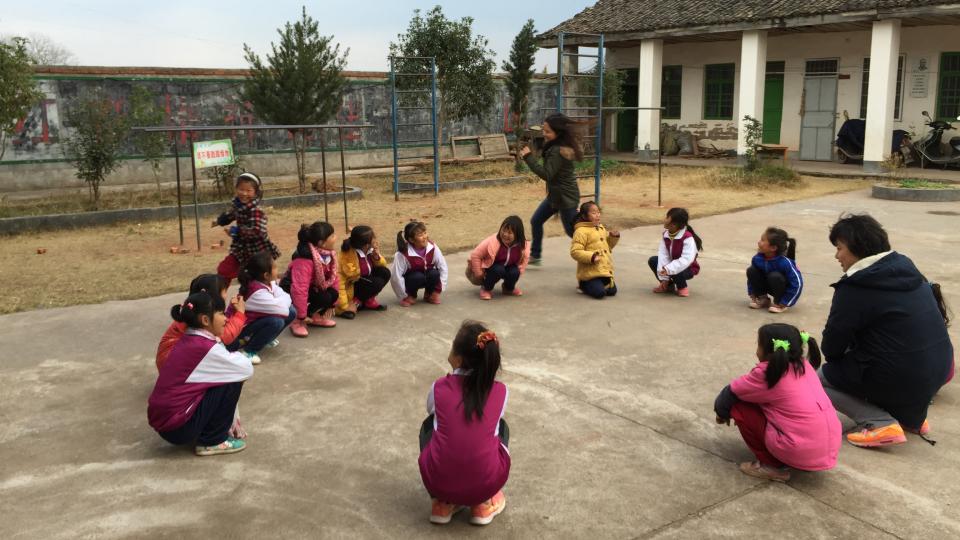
835 118 911 165
914 111 960 168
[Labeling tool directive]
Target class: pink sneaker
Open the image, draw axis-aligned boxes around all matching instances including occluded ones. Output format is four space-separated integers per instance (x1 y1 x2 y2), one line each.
470 490 506 525
290 319 309 337
503 285 522 296
426 291 442 304
307 310 336 328
652 280 671 294
479 289 492 300
400 296 416 307
362 297 386 311
676 287 690 297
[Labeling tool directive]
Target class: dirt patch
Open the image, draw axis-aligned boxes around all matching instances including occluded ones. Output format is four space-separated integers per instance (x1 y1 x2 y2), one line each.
0 162 870 314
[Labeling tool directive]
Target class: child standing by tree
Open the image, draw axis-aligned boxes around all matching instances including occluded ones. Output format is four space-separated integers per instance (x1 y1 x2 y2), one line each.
148 291 253 456
230 251 295 364
747 227 804 313
468 216 530 300
212 172 281 286
714 323 841 482
280 222 340 337
649 208 702 297
570 201 619 299
336 225 391 319
391 221 449 307
419 321 510 526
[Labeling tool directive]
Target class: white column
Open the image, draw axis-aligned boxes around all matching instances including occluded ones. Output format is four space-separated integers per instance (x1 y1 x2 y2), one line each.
636 39 663 159
737 30 767 157
863 19 901 171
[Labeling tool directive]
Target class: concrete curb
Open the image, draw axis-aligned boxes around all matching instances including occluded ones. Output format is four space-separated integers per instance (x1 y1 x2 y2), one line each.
396 175 531 193
871 183 960 202
0 186 362 235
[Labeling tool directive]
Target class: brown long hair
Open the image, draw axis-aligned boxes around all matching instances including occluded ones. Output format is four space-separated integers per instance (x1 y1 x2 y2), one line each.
543 113 584 161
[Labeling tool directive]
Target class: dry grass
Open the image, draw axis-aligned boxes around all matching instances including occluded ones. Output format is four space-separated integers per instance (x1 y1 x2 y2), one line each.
0 162 870 314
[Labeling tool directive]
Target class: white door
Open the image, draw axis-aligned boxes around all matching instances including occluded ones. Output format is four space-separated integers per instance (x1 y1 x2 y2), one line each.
800 76 838 161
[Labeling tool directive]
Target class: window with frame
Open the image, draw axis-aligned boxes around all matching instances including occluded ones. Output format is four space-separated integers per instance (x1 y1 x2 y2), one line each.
937 52 960 120
703 63 735 120
661 65 682 119
860 56 905 120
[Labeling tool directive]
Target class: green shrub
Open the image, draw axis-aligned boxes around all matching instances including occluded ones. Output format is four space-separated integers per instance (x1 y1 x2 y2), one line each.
896 178 957 189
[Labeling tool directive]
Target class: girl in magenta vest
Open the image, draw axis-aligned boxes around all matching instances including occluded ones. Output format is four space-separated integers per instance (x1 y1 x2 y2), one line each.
148 291 253 456
714 323 841 482
227 251 295 365
467 215 531 300
418 321 510 526
648 207 703 297
390 221 449 307
280 221 340 337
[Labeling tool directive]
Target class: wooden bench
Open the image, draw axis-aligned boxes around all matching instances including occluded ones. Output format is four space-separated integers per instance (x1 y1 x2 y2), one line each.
756 144 789 165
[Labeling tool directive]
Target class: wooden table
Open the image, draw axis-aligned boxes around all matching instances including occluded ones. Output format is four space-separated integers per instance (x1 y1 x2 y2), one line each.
757 144 789 165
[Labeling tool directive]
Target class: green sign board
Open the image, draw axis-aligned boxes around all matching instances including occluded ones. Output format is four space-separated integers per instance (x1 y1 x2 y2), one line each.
193 139 235 169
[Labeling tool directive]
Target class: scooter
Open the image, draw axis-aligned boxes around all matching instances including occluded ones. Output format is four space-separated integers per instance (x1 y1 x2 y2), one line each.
914 111 960 168
835 118 911 165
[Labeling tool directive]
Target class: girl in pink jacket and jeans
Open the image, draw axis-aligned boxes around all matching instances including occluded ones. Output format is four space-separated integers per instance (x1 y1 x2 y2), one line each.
467 216 531 300
714 323 841 482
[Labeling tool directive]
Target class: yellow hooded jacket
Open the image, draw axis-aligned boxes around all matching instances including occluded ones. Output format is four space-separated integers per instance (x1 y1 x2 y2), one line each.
570 221 618 282
336 247 389 313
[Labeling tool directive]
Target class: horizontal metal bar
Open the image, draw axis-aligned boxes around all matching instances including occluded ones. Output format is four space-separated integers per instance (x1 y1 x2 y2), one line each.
396 138 435 143
394 73 433 77
390 56 436 60
575 174 597 179
396 122 435 127
562 95 601 99
562 53 599 58
395 89 431 94
601 106 667 111
135 124 375 133
397 106 433 110
398 154 438 159
565 115 599 119
561 32 602 37
581 154 598 159
546 73 600 79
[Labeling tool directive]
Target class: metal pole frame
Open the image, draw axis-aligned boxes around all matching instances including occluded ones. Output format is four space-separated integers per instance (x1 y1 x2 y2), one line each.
390 57 400 202
594 34 605 204
431 57 439 196
173 135 183 245
338 127 349 231
556 33 565 112
389 55 439 200
320 129 329 222
188 131 201 252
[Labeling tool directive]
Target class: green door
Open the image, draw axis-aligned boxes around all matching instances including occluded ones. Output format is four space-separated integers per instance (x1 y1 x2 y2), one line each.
617 69 639 151
762 65 785 144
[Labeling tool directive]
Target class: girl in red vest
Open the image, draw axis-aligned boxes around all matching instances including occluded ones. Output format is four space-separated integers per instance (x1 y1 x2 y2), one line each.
418 321 510 526
648 207 703 297
390 221 449 307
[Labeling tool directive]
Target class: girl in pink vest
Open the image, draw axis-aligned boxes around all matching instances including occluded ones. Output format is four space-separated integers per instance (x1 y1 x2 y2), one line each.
649 207 703 297
418 321 510 526
391 221 448 307
714 323 841 482
468 215 531 300
280 221 340 337
148 291 254 456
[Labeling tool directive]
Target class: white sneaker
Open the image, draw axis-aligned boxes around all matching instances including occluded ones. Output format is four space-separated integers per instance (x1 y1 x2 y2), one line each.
265 338 280 349
241 350 262 365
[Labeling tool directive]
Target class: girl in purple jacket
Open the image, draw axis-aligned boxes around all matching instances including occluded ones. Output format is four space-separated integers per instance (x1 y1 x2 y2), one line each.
280 222 340 337
418 321 510 526
148 291 254 456
714 323 841 482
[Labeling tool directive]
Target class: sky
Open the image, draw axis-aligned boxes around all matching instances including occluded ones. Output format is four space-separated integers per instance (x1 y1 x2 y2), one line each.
0 0 593 73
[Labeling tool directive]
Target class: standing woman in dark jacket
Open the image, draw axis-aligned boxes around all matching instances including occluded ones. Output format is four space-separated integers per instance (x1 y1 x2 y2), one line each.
819 214 952 448
520 113 582 264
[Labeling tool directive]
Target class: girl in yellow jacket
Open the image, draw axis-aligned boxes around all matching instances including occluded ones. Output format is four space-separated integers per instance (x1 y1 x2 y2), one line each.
570 201 620 299
336 225 391 319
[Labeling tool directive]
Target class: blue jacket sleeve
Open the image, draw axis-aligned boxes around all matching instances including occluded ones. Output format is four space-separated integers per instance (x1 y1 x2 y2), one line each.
778 257 803 307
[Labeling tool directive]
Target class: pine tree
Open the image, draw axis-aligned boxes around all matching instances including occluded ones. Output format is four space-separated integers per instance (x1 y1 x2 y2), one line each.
502 20 538 168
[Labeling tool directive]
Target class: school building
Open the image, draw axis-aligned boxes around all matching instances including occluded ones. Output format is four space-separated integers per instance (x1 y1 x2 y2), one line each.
538 0 960 172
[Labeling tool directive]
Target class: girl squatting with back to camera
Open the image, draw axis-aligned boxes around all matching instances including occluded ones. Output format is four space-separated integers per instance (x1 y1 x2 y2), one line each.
391 221 449 307
418 321 510 526
212 172 281 287
747 227 804 314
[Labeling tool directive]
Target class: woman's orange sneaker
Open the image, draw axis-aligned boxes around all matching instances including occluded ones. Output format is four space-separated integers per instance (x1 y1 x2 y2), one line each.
469 490 506 525
429 499 464 524
846 423 907 447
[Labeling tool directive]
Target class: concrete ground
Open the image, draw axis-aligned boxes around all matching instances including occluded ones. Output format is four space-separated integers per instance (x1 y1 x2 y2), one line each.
1 189 957 539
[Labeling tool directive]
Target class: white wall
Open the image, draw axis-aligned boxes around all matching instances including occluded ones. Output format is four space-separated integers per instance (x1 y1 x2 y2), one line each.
606 25 960 153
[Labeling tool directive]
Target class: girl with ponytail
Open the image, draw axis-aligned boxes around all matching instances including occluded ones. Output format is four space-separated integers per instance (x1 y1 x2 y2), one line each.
418 321 510 526
390 221 449 307
279 221 340 336
148 291 254 456
649 207 703 297
746 227 804 313
336 225 391 319
714 323 841 482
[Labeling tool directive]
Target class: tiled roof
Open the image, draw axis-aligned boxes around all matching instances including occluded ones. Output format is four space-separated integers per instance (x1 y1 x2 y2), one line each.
541 1 956 40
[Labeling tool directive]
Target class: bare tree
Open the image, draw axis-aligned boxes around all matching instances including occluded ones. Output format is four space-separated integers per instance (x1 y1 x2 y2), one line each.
1 34 76 65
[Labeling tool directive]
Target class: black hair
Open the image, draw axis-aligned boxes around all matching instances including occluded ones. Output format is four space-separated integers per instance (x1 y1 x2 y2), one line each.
188 273 227 297
170 291 225 329
828 213 890 258
235 172 263 198
298 221 334 246
931 282 952 327
451 320 502 422
764 227 797 260
666 208 703 251
396 221 427 253
238 251 275 296
543 113 585 161
757 323 822 389
343 225 375 252
576 201 599 223
498 215 526 247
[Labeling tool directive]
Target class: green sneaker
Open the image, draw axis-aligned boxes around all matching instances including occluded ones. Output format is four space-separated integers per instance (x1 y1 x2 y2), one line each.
195 437 246 456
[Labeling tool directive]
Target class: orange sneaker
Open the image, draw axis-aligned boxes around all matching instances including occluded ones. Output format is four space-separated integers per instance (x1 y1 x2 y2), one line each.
470 490 506 526
479 289 492 300
846 423 907 448
400 296 416 307
502 285 522 296
652 281 670 294
429 499 464 524
676 287 690 297
905 420 931 435
426 291 442 304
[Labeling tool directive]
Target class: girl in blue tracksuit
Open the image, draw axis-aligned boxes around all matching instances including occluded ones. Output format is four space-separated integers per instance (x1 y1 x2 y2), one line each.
746 227 803 313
